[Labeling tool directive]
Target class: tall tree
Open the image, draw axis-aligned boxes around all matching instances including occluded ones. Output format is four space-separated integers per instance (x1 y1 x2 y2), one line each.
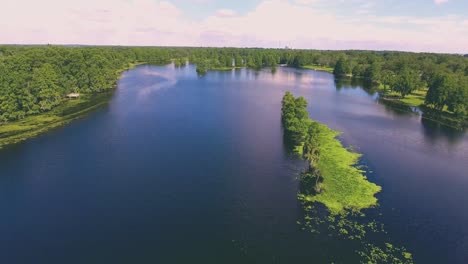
393 67 420 98
30 63 62 111
333 58 350 76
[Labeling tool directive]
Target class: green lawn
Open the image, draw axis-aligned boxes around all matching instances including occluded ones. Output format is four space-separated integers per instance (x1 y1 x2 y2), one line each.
383 87 427 106
302 65 334 73
401 90 426 106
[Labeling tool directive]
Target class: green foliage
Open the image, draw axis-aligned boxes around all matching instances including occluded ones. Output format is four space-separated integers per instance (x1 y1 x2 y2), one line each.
393 67 421 98
364 63 381 82
1 45 466 124
302 123 381 214
0 93 112 148
0 45 171 123
301 65 334 73
425 73 454 110
196 59 209 75
333 57 351 76
380 70 395 95
282 92 381 215
425 72 468 117
284 92 412 263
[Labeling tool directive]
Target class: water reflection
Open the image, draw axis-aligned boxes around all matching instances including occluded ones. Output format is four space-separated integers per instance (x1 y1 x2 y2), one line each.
421 117 466 145
0 65 466 264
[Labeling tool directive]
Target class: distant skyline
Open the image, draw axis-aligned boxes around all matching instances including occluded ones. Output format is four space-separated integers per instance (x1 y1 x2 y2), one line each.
1 0 468 53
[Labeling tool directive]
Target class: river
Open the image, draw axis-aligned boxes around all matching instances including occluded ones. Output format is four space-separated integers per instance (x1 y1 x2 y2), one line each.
0 65 467 263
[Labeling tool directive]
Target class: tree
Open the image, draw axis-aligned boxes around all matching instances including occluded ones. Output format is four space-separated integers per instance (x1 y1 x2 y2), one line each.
364 63 381 82
333 58 350 76
30 63 62 111
291 54 306 68
446 77 468 117
425 73 453 111
393 67 420 98
380 70 395 95
224 56 232 67
196 59 208 75
235 55 243 67
281 92 310 144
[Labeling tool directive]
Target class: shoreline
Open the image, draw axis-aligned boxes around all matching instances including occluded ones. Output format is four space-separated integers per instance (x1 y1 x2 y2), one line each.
334 75 467 130
379 97 467 130
0 62 144 149
0 93 112 149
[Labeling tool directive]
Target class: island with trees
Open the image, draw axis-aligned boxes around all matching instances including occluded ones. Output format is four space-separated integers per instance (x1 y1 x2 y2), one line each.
282 91 413 263
281 91 381 214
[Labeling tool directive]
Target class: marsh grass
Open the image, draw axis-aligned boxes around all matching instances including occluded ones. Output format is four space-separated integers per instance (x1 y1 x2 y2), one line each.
298 122 381 215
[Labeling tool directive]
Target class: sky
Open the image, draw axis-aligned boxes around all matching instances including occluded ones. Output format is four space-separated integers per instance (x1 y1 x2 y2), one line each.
1 0 467 53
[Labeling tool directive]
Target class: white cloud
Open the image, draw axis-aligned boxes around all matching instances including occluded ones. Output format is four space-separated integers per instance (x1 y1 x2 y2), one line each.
434 0 449 5
215 9 237 18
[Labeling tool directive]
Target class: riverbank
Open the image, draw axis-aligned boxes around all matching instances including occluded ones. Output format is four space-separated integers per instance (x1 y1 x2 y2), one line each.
210 66 244 71
344 78 468 130
0 62 144 149
0 93 112 148
379 88 467 130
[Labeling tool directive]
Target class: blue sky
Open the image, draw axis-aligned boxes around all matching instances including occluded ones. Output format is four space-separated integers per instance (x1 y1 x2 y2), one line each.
1 0 467 53
173 0 468 19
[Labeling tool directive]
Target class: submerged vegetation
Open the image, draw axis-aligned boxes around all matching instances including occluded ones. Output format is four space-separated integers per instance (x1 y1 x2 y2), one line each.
282 92 412 263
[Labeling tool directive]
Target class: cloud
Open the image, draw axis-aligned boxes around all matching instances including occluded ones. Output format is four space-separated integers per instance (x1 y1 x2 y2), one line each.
0 0 466 53
434 0 449 5
215 9 237 18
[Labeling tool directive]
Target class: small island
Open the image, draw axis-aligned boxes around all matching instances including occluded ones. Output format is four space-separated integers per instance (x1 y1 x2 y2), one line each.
281 91 381 214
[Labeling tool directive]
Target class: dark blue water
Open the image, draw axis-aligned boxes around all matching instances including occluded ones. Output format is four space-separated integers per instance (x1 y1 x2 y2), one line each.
0 65 467 263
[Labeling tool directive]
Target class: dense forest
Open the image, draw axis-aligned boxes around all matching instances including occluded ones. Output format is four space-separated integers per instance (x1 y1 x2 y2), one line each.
0 46 171 122
1 45 467 123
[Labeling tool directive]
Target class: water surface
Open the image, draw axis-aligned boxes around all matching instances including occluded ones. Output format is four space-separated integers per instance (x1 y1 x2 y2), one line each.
0 65 467 263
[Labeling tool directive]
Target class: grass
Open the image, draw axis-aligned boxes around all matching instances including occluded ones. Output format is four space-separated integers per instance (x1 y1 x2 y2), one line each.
210 66 244 71
302 65 334 73
299 122 381 215
384 88 427 107
0 93 112 148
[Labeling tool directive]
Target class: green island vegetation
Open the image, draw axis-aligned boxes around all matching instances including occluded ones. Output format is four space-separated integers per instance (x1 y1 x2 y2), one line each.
1 45 467 147
282 91 413 263
281 91 381 214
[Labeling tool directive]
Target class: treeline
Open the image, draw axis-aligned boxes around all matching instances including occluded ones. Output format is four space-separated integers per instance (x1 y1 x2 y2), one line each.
331 53 468 117
0 45 171 122
173 47 467 118
1 45 467 123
